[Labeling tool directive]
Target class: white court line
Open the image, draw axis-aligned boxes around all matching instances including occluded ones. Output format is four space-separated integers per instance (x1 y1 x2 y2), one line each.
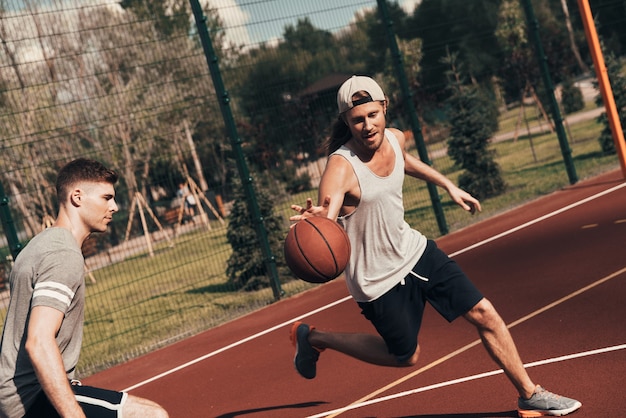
122 295 352 392
312 266 626 418
306 344 626 418
123 180 626 392
449 181 626 258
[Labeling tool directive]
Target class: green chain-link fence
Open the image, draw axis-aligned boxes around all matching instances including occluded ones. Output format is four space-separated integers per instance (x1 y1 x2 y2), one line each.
0 0 622 376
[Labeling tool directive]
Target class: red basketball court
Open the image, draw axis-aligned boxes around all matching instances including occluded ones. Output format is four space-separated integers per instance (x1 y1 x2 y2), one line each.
86 169 626 417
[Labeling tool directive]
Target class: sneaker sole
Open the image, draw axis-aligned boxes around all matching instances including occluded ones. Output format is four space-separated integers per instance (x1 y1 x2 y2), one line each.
519 411 549 418
290 321 302 347
290 321 303 374
518 401 582 417
290 321 317 379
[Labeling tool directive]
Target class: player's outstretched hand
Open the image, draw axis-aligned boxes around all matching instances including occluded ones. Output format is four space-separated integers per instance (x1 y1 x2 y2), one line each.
290 195 331 223
447 185 481 215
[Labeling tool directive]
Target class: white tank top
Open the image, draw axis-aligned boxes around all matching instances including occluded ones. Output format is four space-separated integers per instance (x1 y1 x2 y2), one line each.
333 130 427 302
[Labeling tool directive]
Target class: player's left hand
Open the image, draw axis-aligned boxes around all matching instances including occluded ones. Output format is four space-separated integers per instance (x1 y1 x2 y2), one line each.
448 186 481 214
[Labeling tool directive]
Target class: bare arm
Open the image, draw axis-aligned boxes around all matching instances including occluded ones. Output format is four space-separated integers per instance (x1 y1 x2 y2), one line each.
389 128 481 214
25 306 85 418
290 154 357 221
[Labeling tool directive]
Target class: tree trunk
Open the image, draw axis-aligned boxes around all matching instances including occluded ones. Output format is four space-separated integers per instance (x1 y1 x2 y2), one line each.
9 180 38 237
560 0 590 74
184 119 209 192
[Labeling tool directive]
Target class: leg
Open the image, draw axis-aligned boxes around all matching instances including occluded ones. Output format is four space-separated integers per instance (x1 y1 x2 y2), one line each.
464 299 582 416
290 321 419 379
70 384 168 418
122 395 169 418
291 261 427 379
309 328 420 367
463 298 535 398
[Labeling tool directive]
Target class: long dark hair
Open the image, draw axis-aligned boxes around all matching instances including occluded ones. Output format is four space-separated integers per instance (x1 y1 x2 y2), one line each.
324 117 352 156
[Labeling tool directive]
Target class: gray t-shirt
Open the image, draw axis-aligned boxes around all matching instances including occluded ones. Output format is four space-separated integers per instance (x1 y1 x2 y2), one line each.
0 227 85 418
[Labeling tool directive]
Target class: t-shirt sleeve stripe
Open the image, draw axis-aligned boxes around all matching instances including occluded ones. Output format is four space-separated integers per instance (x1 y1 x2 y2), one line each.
33 282 75 308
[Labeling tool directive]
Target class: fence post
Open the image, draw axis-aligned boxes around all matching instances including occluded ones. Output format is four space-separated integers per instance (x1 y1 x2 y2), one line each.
521 0 578 185
189 0 282 300
376 0 449 235
0 181 22 260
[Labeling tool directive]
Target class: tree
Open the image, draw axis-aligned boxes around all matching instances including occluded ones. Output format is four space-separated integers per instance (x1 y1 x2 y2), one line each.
354 1 409 76
0 1 231 240
120 0 190 39
594 53 626 154
235 18 352 172
382 37 424 129
530 0 585 84
408 0 502 96
588 0 626 56
444 53 506 199
559 0 590 74
0 3 76 236
496 0 535 102
225 175 287 290
89 1 229 220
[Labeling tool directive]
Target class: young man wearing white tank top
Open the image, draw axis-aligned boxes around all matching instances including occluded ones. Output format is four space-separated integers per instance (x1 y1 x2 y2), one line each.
289 76 581 417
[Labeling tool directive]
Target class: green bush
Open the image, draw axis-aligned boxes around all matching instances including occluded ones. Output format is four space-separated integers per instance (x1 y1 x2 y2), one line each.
279 164 312 194
561 80 585 114
446 85 507 199
225 176 288 290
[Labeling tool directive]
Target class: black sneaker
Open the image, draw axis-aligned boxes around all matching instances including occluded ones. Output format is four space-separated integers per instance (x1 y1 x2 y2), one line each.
518 386 582 417
290 321 320 379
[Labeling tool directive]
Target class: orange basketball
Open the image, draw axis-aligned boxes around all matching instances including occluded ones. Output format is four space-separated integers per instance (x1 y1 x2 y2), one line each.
284 217 351 283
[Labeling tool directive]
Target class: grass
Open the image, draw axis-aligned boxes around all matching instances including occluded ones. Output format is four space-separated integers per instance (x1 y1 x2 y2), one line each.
0 102 619 378
76 227 318 375
402 105 615 237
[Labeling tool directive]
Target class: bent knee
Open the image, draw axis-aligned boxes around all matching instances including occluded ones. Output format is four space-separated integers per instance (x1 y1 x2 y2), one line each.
143 405 168 418
466 298 503 327
154 407 169 418
124 395 169 418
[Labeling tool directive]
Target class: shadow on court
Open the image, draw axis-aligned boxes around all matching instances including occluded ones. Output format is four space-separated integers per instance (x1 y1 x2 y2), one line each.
394 411 518 418
215 401 330 417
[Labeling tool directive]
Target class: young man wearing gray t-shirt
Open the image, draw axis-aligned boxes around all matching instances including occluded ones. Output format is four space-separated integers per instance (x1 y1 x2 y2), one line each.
0 158 168 418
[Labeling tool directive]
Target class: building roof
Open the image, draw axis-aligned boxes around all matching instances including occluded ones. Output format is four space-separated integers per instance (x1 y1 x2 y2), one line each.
299 73 353 97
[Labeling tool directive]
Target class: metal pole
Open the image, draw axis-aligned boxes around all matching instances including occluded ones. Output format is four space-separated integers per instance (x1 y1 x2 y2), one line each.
0 181 23 260
376 0 449 235
577 0 626 178
189 0 282 300
521 0 578 184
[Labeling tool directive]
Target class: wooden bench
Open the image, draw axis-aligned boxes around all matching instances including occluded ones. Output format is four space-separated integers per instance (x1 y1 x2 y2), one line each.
160 206 187 237
163 207 181 226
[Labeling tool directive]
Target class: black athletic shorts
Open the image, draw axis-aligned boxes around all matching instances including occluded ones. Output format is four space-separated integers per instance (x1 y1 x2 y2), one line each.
25 381 127 418
358 240 484 362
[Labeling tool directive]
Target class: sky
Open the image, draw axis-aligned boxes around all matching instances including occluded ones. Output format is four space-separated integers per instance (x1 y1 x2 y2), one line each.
4 0 420 44
214 0 421 47
2 0 421 63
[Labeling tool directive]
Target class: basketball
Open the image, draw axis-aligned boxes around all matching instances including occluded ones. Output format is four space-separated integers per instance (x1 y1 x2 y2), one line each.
284 217 351 283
